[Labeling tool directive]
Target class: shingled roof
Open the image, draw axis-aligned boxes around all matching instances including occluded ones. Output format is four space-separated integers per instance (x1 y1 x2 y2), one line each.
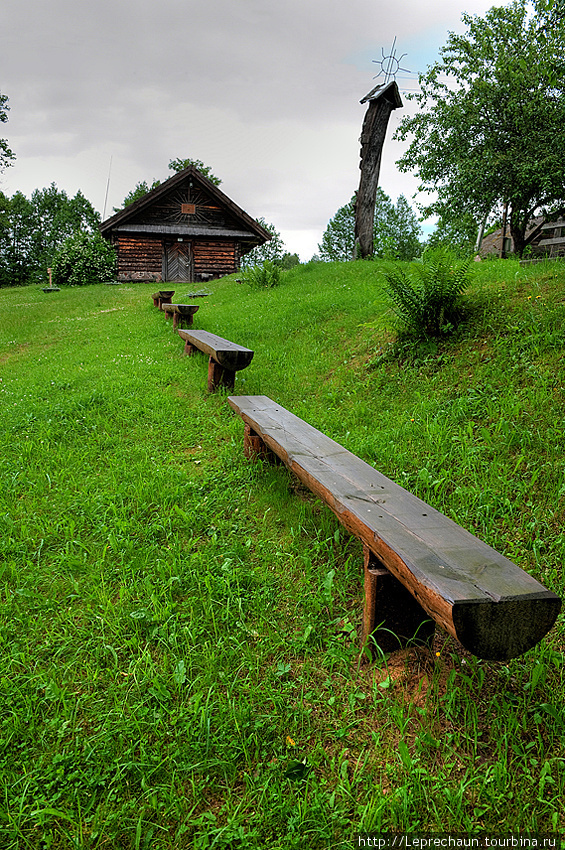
100 165 271 246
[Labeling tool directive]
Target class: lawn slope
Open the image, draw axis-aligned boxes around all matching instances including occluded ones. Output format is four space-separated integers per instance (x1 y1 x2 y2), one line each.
0 260 564 848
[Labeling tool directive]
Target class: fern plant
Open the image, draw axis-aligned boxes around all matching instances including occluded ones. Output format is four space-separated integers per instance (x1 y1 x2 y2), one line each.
381 248 472 338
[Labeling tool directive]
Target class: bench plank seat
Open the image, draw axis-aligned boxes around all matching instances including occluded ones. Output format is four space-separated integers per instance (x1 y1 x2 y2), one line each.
162 304 200 329
179 330 254 392
151 290 175 309
228 395 561 660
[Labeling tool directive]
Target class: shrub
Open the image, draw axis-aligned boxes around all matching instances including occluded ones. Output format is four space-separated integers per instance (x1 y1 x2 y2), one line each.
241 259 281 289
381 248 472 338
240 218 286 268
51 233 116 286
278 252 300 270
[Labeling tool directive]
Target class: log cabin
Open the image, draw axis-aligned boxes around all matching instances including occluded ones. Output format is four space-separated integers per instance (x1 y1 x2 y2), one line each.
100 166 271 283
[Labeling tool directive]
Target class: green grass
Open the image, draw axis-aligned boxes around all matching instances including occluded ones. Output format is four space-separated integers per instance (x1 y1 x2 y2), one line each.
0 260 564 848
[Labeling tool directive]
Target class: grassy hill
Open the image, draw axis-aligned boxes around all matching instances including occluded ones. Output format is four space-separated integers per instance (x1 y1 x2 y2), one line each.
1 259 564 848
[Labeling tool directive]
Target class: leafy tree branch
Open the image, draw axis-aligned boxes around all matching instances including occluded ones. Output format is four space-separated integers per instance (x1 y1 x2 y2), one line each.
0 92 15 174
395 0 565 256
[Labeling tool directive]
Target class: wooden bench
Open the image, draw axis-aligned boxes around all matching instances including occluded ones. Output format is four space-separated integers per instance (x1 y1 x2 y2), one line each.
162 303 200 329
178 330 254 392
151 290 175 310
228 396 561 661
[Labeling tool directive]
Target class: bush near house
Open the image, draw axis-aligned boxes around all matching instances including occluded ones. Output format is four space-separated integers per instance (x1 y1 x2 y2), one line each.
51 232 116 286
241 259 281 288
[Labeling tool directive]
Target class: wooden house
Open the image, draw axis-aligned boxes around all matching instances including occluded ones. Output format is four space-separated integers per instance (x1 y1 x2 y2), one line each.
529 218 565 259
100 166 271 283
478 215 565 259
478 226 519 258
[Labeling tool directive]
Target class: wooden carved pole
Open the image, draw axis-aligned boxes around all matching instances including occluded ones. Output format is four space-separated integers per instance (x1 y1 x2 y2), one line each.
354 81 403 259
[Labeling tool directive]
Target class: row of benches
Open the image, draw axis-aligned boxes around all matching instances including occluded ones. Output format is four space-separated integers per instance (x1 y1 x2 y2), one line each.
152 290 254 392
150 290 561 661
152 290 200 329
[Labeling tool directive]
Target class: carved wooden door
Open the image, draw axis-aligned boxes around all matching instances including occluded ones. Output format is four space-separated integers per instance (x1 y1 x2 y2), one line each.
164 242 192 281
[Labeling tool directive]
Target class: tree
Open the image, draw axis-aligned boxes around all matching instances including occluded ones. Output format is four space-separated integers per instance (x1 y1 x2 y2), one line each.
0 191 34 286
426 213 479 255
318 198 356 261
0 92 15 173
115 157 221 212
386 195 423 260
395 0 565 257
168 157 221 185
240 218 285 268
318 190 422 262
0 184 100 286
119 179 161 210
31 184 100 258
279 252 300 270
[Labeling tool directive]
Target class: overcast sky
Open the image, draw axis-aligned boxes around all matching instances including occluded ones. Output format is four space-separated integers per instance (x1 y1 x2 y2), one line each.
1 0 500 259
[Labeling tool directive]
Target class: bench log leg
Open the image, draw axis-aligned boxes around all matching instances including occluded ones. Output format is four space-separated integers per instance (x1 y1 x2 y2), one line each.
243 424 273 461
165 310 172 321
207 358 236 392
175 313 194 330
363 545 435 655
183 340 197 356
152 296 160 307
159 296 172 311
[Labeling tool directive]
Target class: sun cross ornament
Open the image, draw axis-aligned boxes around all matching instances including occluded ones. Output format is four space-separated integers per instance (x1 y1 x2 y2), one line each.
353 38 405 258
373 37 411 86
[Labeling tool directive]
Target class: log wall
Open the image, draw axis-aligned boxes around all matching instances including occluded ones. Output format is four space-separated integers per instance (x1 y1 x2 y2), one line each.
116 235 163 281
193 241 238 279
114 235 241 282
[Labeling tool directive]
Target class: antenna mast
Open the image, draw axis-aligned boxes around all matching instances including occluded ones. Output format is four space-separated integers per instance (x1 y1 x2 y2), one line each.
102 156 113 221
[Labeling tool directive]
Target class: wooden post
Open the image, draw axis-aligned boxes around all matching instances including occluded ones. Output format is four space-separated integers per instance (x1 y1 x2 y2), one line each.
176 312 194 330
243 424 272 461
207 358 235 392
354 82 403 259
500 201 509 258
475 214 488 255
363 545 435 655
158 292 174 311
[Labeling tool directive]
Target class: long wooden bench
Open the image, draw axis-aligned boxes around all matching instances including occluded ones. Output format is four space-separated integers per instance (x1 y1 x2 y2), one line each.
162 303 200 329
228 395 561 661
179 330 254 392
151 290 175 310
